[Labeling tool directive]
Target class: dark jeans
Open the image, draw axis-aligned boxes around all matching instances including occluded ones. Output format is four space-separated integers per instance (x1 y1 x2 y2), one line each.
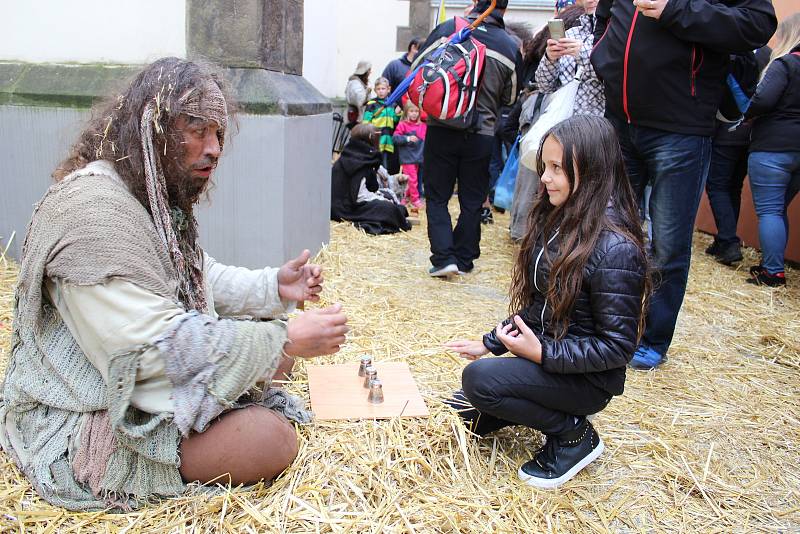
706 143 748 247
748 150 800 274
488 135 509 192
423 126 494 271
609 116 711 355
460 357 610 437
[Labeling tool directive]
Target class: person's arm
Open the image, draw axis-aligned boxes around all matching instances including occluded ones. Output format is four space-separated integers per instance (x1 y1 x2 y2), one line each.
393 123 411 146
535 53 562 94
362 102 375 124
657 0 776 53
50 279 287 432
745 59 790 120
205 253 295 319
539 241 646 374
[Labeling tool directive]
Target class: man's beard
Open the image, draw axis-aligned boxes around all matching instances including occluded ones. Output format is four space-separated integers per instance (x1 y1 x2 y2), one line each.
161 154 217 212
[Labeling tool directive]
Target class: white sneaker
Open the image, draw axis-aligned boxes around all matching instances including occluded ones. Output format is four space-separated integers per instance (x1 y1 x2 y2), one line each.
429 263 458 277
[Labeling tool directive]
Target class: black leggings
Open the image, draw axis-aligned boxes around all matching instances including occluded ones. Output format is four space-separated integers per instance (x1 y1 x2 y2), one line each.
460 357 611 437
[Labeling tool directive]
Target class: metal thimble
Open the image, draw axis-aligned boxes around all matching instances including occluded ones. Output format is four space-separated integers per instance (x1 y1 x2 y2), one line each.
367 379 384 404
363 366 378 388
358 355 373 377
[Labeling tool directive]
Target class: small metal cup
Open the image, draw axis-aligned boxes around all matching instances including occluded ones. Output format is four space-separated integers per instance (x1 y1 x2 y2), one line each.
358 355 373 377
367 379 384 404
363 366 378 388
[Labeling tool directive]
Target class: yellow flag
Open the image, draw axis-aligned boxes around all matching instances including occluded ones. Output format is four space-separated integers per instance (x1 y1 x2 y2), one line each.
436 0 447 24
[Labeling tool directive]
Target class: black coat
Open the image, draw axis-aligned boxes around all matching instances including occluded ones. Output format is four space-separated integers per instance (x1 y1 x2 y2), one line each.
746 45 800 154
483 221 647 396
330 138 410 235
591 0 776 136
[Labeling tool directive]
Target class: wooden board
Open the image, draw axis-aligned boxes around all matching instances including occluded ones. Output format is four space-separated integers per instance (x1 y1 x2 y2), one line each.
307 362 429 420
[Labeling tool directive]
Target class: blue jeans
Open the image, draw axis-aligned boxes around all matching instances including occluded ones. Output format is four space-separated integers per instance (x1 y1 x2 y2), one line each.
706 143 749 247
610 116 711 355
748 151 800 274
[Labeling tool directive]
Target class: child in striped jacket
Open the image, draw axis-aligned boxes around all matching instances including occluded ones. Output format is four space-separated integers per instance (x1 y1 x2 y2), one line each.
363 77 400 169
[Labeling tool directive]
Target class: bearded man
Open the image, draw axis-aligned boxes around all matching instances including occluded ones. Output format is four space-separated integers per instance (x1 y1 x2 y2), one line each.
0 57 348 511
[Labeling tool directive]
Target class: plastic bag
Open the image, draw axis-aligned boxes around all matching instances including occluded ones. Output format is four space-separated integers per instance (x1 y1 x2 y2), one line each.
492 137 520 211
519 67 582 171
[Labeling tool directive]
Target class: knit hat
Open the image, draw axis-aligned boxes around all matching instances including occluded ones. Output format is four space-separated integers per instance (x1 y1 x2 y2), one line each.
354 60 372 76
555 0 577 12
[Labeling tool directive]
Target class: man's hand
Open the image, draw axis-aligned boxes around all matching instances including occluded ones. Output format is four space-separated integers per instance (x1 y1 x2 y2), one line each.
495 316 542 364
545 38 581 61
284 304 348 357
444 339 490 361
278 249 323 303
634 0 668 20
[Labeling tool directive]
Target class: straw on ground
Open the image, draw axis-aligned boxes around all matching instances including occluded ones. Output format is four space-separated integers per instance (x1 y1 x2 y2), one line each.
0 207 798 532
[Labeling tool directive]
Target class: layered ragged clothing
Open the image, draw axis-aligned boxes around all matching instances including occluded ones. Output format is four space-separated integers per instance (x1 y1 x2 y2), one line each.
363 99 399 154
0 161 308 511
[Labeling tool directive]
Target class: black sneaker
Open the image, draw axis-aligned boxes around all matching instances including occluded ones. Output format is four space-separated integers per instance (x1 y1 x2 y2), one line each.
518 420 604 489
705 240 722 256
480 207 494 224
747 267 786 287
715 242 743 265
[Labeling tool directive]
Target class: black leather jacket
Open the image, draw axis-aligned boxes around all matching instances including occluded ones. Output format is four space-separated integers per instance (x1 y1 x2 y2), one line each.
483 224 646 396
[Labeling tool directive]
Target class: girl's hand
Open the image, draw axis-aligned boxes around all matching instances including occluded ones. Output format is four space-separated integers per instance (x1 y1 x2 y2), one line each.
495 316 543 364
444 339 489 361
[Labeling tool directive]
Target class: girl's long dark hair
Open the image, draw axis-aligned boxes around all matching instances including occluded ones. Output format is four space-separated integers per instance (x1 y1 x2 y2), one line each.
510 115 651 340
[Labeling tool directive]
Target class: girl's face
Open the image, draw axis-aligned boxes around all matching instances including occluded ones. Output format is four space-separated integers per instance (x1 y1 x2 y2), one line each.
375 83 390 99
406 107 420 122
540 135 577 207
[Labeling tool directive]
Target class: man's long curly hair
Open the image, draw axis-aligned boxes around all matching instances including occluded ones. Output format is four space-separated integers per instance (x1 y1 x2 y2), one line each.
53 57 235 212
53 57 236 312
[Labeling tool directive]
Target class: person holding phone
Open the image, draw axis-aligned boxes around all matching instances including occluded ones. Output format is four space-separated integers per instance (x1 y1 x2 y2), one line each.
535 0 604 117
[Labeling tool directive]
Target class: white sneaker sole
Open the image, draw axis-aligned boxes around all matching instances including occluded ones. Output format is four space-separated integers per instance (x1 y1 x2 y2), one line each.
517 438 605 489
429 263 458 277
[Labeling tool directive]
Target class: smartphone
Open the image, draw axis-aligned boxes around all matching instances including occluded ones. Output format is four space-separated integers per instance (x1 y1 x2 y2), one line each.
548 18 565 40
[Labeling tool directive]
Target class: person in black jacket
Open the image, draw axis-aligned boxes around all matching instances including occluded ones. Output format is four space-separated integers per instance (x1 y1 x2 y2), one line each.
590 0 777 370
381 38 422 94
445 116 649 489
415 0 522 277
705 47 771 266
745 14 800 288
330 124 411 235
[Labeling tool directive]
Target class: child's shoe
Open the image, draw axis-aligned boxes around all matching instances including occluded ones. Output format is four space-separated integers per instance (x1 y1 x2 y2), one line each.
518 419 604 489
480 207 493 224
629 344 665 370
747 266 786 287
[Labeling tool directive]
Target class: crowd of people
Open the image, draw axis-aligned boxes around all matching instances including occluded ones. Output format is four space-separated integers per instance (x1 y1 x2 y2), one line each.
331 0 790 486
0 0 794 513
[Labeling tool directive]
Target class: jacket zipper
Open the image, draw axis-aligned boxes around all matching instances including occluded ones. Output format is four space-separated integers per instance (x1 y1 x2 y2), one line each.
533 230 559 335
690 45 704 97
622 10 639 123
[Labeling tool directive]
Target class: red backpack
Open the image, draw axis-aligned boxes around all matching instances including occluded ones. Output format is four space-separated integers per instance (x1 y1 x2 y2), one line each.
407 18 486 126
